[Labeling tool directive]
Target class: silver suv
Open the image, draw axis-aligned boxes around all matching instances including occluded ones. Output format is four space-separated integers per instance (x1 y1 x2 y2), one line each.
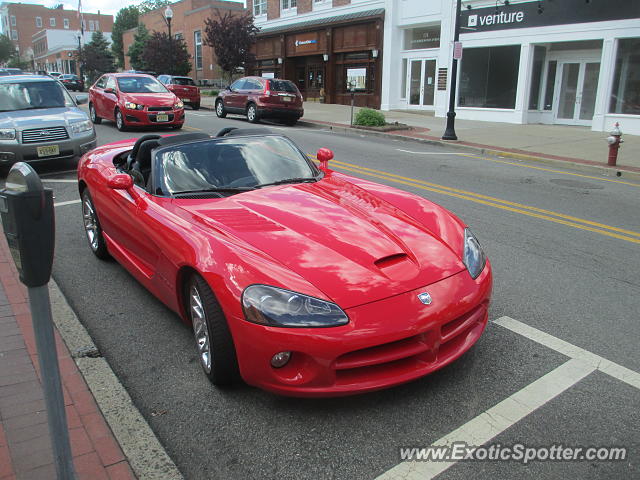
0 75 96 165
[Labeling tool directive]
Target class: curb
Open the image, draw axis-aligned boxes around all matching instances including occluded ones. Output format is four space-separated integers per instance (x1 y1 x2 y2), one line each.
294 120 640 182
49 278 183 480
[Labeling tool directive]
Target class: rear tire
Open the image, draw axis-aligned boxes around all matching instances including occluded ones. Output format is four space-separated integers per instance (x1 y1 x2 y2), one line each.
81 189 109 260
89 103 101 124
246 103 259 124
186 274 239 385
215 99 227 118
115 109 127 131
192 103 200 111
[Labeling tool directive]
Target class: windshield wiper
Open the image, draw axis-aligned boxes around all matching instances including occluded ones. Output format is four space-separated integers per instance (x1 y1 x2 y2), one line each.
254 177 318 189
172 187 255 196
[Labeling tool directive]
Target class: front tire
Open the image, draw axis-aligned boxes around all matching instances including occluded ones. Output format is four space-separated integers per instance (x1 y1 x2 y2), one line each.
246 103 259 124
215 99 227 118
192 102 200 111
186 275 238 385
81 189 109 259
89 103 101 124
115 109 127 131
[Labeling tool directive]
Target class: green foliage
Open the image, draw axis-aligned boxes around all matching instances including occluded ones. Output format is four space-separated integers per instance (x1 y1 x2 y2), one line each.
80 31 116 83
138 0 171 14
112 6 139 69
7 56 30 70
127 24 150 70
141 31 191 76
353 108 386 127
204 10 258 83
201 90 219 96
0 34 16 64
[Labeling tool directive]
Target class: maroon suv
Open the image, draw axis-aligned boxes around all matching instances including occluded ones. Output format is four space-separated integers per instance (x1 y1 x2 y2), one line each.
215 77 303 126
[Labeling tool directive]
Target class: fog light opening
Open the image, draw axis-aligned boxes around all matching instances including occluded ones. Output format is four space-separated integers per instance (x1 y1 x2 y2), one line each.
271 351 291 368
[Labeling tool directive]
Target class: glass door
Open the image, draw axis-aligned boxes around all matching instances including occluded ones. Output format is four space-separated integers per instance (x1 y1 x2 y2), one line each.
554 61 600 125
407 59 437 108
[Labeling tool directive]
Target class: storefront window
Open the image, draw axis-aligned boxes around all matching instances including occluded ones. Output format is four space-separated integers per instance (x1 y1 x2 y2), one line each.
528 46 546 110
403 26 440 50
609 38 640 115
543 61 556 110
335 53 374 95
194 31 202 70
458 45 521 109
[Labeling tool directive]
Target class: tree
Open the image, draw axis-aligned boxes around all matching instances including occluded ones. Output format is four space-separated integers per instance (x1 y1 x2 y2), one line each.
141 31 191 76
112 6 139 69
127 23 150 70
138 0 171 14
204 9 259 83
0 34 16 64
79 31 115 83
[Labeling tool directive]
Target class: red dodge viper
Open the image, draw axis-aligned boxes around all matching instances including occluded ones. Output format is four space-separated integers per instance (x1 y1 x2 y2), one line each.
77 128 492 397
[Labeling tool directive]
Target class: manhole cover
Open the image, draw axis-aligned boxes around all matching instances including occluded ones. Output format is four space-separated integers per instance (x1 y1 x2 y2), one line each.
549 178 603 190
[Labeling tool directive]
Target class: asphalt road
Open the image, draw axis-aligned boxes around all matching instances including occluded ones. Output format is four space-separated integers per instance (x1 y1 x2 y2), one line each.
27 105 640 479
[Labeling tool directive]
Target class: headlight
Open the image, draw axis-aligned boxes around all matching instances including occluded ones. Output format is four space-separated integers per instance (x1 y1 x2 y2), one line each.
462 228 486 279
174 101 184 109
70 120 93 134
242 285 349 328
124 102 144 110
0 129 16 141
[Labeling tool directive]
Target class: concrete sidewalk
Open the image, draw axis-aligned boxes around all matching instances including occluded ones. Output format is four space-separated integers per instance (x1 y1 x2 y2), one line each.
200 97 639 174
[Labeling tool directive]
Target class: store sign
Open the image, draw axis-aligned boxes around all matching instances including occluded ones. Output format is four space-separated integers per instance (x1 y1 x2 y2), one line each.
404 26 440 50
294 33 319 53
461 0 640 33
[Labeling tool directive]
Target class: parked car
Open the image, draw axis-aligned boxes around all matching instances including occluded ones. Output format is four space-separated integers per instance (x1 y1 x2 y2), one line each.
88 73 184 131
59 74 84 91
48 71 63 78
124 69 157 77
77 127 492 397
0 68 23 76
0 75 96 165
157 75 200 110
215 77 304 126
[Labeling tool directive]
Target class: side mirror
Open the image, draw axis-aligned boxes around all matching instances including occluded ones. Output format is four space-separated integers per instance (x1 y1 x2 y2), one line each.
107 174 134 190
75 94 88 105
104 87 116 95
317 148 334 169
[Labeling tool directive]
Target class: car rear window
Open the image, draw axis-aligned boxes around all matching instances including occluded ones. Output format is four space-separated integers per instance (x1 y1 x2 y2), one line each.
269 80 297 93
172 77 195 86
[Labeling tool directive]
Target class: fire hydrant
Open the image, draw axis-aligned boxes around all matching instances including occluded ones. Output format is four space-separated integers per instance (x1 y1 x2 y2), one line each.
606 122 623 166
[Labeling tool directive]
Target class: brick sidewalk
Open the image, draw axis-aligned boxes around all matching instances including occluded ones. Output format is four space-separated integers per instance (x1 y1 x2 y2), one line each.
0 232 136 479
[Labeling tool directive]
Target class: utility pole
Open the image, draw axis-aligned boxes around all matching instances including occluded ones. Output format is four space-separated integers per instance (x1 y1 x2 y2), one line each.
164 5 174 75
442 0 461 140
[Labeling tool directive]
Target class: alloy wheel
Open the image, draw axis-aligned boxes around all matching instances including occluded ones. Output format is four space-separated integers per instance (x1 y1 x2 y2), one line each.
190 285 212 374
82 196 99 252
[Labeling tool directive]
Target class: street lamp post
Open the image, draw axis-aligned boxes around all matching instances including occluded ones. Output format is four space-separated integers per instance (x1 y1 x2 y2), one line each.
76 31 84 83
164 5 173 75
442 0 462 140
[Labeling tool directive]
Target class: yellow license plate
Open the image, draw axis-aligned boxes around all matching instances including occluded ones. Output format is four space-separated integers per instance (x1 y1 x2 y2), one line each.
282 96 292 102
156 114 169 122
36 145 60 157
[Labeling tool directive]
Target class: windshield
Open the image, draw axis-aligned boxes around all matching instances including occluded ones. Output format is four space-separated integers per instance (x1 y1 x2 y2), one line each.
172 77 195 86
0 80 76 111
117 76 168 93
157 136 317 195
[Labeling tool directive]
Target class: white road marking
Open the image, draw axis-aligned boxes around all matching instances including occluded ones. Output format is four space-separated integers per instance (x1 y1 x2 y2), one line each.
54 199 81 207
42 179 77 183
376 359 595 480
397 149 464 155
494 316 640 390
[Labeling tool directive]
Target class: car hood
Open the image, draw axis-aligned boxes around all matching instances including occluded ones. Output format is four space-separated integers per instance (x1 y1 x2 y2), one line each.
0 107 88 129
121 92 177 106
177 175 466 309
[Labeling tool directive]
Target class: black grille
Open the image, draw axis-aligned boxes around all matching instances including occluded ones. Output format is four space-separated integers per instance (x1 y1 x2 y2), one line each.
148 106 172 112
22 126 69 144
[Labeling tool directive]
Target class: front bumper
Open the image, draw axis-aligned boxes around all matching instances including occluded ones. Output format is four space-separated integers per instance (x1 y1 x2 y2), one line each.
123 108 185 126
0 132 96 164
230 263 492 397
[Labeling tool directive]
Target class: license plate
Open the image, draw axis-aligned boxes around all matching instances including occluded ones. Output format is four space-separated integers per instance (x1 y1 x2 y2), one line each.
156 114 169 122
37 145 59 157
282 96 292 102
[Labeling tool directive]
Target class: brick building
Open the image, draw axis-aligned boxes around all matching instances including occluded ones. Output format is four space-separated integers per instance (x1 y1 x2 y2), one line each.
32 30 112 75
247 0 385 108
122 0 244 85
0 2 112 64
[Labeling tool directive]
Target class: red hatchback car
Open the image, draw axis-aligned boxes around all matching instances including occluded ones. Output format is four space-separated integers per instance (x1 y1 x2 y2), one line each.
157 75 201 110
89 73 184 131
215 77 304 125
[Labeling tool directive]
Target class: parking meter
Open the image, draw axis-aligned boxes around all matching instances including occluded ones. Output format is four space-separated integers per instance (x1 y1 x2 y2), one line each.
0 162 55 287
